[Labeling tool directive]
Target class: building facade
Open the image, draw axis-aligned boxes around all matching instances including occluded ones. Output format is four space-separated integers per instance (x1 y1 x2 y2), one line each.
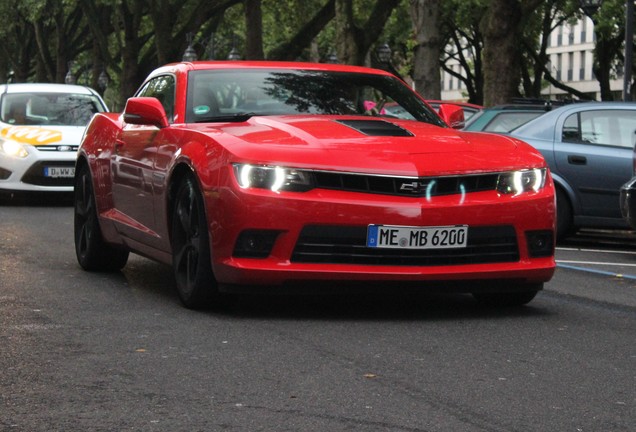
440 17 625 102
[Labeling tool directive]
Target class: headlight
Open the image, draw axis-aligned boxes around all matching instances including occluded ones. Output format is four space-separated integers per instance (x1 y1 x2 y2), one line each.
497 168 546 195
1 140 29 158
233 164 314 192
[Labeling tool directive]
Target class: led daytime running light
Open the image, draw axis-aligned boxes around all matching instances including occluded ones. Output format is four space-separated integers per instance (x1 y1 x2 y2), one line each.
234 164 313 192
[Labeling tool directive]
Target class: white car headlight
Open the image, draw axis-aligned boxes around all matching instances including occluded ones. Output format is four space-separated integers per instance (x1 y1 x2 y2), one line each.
1 140 29 158
497 168 547 195
233 164 314 192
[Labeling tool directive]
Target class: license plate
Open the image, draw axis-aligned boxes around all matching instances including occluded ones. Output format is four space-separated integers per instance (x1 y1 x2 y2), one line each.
367 224 468 249
44 167 75 178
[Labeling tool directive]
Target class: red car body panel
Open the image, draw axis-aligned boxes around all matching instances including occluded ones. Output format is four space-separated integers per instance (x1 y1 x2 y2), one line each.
78 61 555 291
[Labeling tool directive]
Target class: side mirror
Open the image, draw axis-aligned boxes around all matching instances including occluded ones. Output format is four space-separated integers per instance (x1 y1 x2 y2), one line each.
123 97 169 128
437 104 465 129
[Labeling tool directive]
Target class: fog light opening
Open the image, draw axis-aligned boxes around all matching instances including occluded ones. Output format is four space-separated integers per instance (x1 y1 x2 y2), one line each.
526 230 554 258
233 230 281 258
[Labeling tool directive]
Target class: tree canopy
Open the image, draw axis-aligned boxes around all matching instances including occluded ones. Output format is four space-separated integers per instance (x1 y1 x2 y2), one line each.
0 0 631 109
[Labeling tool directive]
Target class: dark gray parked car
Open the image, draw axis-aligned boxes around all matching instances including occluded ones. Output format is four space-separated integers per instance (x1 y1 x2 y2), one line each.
620 142 636 229
510 102 636 239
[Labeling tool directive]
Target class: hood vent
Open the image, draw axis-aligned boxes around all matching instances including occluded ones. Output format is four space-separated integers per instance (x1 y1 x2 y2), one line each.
335 119 413 137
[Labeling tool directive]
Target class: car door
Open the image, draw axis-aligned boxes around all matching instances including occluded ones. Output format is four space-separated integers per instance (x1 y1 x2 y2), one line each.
111 74 175 248
554 108 636 221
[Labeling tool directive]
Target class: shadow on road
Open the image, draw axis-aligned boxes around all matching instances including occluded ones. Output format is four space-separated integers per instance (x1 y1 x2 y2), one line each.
0 191 74 207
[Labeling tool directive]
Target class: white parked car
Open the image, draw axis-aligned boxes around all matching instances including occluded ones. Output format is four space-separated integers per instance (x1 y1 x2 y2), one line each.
0 83 108 195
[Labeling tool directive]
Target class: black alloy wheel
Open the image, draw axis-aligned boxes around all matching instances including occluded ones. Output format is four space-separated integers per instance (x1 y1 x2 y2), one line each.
74 163 129 271
171 175 218 308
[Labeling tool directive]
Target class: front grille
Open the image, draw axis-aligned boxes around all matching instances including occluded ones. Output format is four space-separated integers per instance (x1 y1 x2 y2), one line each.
36 145 79 152
291 225 519 266
313 171 499 197
21 161 75 187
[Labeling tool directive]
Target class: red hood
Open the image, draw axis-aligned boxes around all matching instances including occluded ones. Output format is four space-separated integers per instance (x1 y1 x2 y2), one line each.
188 116 545 176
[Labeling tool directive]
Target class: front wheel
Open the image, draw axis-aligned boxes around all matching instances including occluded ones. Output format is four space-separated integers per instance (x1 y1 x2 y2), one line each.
171 175 218 309
472 283 542 307
74 163 129 271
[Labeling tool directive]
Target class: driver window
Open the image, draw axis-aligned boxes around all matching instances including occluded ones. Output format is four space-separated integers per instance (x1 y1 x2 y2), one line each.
138 75 176 122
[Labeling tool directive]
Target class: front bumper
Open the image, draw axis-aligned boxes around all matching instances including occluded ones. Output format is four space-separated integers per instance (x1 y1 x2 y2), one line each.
206 180 556 290
0 149 76 192
620 176 636 229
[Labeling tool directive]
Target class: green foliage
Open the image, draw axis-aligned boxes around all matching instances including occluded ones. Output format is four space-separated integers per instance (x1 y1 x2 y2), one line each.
0 0 625 106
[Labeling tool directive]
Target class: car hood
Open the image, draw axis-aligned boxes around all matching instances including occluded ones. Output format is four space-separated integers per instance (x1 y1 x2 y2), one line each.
0 124 86 147
191 116 544 176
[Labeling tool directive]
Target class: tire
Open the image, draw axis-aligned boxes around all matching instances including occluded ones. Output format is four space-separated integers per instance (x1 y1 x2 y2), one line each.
472 283 541 307
74 163 129 271
171 175 218 309
556 187 574 241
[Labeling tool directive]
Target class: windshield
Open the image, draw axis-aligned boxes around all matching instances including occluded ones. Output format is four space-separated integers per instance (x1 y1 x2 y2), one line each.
0 92 106 126
186 69 444 126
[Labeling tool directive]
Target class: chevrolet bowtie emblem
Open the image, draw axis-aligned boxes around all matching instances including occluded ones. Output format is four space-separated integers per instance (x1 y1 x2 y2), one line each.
400 181 428 193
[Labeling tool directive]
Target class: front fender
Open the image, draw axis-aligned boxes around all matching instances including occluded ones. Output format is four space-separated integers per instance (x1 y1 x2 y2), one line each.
78 113 123 213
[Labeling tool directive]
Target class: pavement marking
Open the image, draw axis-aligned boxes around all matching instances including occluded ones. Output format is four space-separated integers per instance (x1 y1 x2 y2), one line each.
557 246 636 255
557 263 636 280
557 260 636 267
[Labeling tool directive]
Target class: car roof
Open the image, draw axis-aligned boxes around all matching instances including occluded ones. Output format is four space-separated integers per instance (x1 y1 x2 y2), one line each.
511 101 636 140
0 83 99 95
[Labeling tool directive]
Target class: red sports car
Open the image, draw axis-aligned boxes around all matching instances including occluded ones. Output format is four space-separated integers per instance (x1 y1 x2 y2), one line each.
74 61 555 309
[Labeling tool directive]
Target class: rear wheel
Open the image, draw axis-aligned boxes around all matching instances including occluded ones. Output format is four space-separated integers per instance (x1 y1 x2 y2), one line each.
171 175 218 309
472 283 541 307
74 163 129 271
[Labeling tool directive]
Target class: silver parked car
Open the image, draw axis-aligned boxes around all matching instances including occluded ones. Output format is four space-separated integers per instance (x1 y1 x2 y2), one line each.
510 102 636 239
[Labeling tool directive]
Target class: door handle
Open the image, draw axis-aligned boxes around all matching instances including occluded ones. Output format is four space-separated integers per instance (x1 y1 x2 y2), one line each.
567 155 587 165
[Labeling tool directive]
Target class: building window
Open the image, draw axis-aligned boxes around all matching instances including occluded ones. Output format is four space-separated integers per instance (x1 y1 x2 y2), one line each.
580 51 586 80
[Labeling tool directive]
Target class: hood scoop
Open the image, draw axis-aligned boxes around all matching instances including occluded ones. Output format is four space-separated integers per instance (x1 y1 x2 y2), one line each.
335 119 414 137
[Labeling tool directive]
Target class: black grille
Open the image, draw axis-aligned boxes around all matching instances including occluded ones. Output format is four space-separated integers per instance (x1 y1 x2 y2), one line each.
21 161 75 187
291 225 519 266
313 172 499 197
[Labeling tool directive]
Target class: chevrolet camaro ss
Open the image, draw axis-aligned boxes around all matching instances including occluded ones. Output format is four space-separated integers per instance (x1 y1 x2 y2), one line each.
74 61 555 309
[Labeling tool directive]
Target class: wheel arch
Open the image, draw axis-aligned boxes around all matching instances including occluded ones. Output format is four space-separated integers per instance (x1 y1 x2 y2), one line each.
550 173 579 214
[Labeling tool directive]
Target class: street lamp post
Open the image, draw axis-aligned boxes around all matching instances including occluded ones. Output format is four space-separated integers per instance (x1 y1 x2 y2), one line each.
182 33 198 62
375 43 392 66
624 0 634 101
65 61 76 85
325 50 338 64
182 32 241 61
97 70 109 94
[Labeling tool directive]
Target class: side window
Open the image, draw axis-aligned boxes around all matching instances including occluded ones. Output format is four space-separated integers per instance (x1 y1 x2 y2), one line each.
137 75 175 122
578 110 636 148
562 113 580 142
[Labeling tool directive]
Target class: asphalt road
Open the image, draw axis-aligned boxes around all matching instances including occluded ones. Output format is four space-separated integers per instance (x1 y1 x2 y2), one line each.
1 197 635 431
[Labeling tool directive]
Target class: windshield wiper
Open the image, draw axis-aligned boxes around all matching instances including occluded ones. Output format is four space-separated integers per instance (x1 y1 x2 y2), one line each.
194 112 256 123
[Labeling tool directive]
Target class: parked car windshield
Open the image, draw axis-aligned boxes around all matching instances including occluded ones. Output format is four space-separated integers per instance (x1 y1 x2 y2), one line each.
186 68 445 126
0 92 106 127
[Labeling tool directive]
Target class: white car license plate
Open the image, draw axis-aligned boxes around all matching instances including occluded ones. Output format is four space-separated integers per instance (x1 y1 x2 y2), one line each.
367 224 468 249
44 167 75 178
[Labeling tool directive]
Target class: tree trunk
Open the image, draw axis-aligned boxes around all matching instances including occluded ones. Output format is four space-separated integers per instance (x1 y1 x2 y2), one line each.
482 0 545 106
481 0 523 106
244 0 264 60
335 0 362 65
410 0 441 99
